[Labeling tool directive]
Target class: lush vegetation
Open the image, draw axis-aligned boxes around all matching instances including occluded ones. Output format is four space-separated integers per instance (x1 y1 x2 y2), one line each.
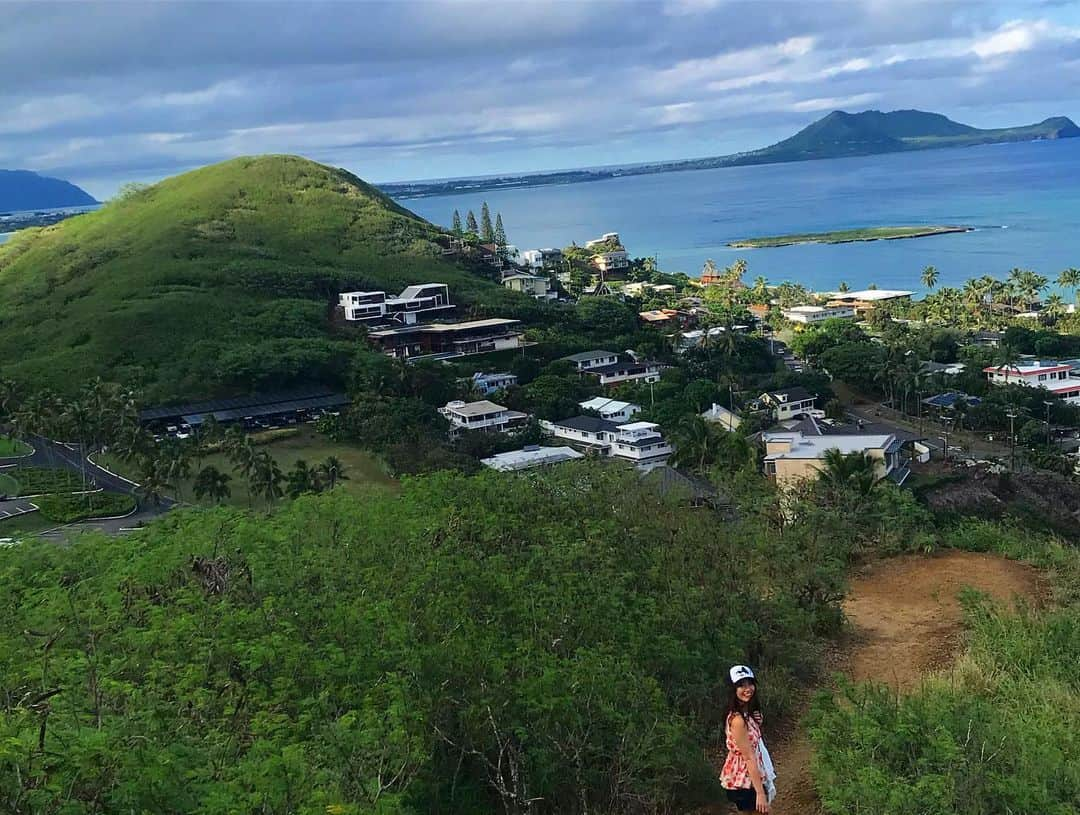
0 472 18 497
11 466 83 496
0 461 932 814
0 156 523 402
808 520 1079 815
728 225 971 248
35 491 136 523
0 436 32 456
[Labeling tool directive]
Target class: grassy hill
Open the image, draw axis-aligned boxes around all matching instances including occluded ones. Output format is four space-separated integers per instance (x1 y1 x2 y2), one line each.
0 155 518 401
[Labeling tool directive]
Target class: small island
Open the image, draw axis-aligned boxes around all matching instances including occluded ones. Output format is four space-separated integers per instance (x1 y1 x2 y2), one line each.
727 225 974 248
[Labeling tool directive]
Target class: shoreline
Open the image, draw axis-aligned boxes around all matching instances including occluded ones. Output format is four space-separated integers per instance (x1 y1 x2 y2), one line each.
728 225 973 249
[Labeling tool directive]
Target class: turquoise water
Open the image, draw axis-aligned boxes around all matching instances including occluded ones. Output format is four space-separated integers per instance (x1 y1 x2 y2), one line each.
0 233 10 245
404 139 1080 294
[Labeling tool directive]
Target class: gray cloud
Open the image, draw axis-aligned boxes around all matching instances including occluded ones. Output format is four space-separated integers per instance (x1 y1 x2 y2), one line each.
3 1 1078 197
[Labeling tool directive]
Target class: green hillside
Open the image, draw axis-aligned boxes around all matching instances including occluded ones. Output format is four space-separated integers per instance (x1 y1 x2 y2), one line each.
0 155 515 401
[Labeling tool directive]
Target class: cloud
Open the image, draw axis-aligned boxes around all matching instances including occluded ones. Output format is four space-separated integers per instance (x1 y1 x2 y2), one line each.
2 1 1079 197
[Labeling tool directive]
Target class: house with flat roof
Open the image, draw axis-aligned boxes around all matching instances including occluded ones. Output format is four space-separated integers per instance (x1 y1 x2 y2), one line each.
758 388 818 421
579 397 641 423
439 400 529 438
592 250 629 274
584 359 663 387
782 304 856 325
563 350 619 371
481 445 584 472
368 319 526 361
339 283 454 324
585 232 621 248
763 430 906 488
541 416 673 469
622 282 677 297
983 360 1080 404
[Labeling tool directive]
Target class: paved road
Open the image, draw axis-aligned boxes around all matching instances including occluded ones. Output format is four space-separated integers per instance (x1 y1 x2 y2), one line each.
0 498 37 520
2 435 175 540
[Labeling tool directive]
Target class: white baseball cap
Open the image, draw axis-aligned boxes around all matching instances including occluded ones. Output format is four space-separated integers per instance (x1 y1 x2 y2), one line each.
729 665 755 684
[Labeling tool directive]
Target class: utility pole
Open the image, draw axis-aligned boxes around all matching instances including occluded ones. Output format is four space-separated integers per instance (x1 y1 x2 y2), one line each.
1006 409 1018 471
942 412 953 463
1044 400 1053 447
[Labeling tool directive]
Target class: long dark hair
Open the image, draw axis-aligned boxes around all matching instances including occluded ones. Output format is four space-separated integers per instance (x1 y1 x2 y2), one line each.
725 678 762 725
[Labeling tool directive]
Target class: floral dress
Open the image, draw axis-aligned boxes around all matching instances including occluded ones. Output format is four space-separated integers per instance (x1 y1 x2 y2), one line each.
720 711 764 790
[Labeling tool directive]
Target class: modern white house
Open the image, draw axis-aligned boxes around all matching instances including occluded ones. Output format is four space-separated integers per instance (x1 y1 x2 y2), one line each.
585 232 621 248
439 400 529 438
502 273 555 300
339 283 454 324
579 397 641 423
563 350 619 371
468 371 518 396
519 248 563 270
592 250 629 274
583 359 663 387
782 304 857 325
622 282 677 297
368 318 526 360
758 388 818 421
541 416 672 469
983 360 1080 404
481 445 584 472
762 430 907 488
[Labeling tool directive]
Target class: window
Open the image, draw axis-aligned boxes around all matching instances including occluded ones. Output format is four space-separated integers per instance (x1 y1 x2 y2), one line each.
1038 374 1047 381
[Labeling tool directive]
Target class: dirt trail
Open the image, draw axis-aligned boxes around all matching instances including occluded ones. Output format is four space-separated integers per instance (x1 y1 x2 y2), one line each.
712 550 1043 815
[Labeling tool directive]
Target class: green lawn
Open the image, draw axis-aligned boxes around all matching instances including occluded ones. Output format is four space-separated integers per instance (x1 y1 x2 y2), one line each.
0 437 32 457
0 472 19 497
728 225 972 248
0 511 53 537
100 425 396 509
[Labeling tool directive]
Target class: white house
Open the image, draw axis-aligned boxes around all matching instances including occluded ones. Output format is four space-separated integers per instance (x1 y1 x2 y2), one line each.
579 397 641 423
983 360 1080 404
339 283 454 324
782 304 856 325
758 388 818 421
439 400 529 438
583 359 663 387
563 350 619 371
592 250 629 274
502 273 555 300
541 416 672 469
468 372 518 396
481 445 584 472
585 232 621 248
520 248 563 270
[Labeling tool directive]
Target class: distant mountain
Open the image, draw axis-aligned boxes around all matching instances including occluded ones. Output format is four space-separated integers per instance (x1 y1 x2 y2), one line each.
0 169 97 211
383 109 1080 198
743 109 1080 163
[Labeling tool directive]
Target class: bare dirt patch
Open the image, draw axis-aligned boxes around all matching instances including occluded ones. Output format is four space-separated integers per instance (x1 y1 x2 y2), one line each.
703 550 1043 815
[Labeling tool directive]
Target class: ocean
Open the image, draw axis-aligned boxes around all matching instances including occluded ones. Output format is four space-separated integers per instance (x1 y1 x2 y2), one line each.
403 138 1080 294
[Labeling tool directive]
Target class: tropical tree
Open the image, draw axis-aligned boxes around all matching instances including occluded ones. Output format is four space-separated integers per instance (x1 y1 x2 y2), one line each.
921 265 939 290
286 459 315 498
751 276 769 303
250 451 284 509
818 448 878 500
494 213 507 248
480 202 494 243
465 210 478 234
1057 267 1080 307
316 456 349 490
136 459 172 508
193 465 232 504
837 281 850 293
670 415 721 472
451 209 462 235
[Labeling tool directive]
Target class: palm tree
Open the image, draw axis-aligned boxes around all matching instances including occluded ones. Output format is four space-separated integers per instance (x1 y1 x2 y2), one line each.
316 456 349 491
993 344 1021 385
751 276 769 303
136 459 172 508
818 448 878 499
670 415 719 472
193 465 232 504
1043 293 1065 322
250 451 284 509
286 459 314 498
1057 267 1080 308
921 265 939 290
837 281 850 293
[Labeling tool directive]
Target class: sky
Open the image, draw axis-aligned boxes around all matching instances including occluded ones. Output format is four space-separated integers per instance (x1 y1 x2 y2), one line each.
4 0 1080 199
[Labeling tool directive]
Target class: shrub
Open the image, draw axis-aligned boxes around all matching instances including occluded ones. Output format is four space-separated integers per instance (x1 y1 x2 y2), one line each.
12 466 83 496
35 491 136 523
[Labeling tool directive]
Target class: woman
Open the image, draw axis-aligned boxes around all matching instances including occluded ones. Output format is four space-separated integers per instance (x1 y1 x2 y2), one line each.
720 664 775 813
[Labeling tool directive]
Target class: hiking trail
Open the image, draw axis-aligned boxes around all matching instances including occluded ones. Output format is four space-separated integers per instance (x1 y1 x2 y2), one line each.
707 550 1043 815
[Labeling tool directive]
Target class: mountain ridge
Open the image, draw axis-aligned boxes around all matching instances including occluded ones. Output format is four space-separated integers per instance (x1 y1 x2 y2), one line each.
0 169 97 211
382 109 1080 198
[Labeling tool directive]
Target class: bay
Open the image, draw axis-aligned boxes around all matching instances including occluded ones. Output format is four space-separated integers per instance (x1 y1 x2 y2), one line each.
402 139 1080 294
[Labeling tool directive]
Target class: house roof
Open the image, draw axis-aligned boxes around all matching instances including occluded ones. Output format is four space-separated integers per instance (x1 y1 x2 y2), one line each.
563 350 616 363
579 397 638 414
442 400 509 416
763 387 815 404
586 361 660 375
552 415 621 433
922 391 982 409
825 289 914 301
763 431 895 460
481 446 584 471
139 387 347 423
642 466 720 502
